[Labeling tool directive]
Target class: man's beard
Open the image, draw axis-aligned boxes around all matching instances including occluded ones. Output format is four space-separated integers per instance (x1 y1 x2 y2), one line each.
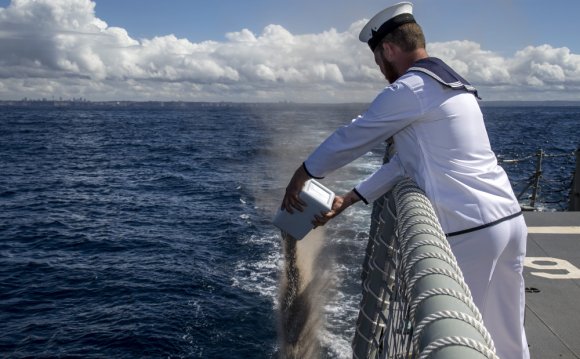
381 53 399 83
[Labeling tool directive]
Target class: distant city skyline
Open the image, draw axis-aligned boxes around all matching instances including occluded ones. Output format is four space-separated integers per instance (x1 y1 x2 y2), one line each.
1 0 579 102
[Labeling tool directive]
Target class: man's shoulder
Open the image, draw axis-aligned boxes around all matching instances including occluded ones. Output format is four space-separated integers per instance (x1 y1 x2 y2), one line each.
370 77 423 116
396 71 433 92
374 73 429 105
377 78 418 103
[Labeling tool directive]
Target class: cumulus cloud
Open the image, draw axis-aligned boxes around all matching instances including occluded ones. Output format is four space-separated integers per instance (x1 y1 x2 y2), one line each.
428 40 580 100
0 0 579 102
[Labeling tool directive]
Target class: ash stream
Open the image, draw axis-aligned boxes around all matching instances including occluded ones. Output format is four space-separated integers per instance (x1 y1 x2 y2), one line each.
278 229 334 358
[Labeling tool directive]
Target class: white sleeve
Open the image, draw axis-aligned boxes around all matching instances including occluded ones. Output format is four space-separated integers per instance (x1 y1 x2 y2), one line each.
303 82 420 178
354 153 405 204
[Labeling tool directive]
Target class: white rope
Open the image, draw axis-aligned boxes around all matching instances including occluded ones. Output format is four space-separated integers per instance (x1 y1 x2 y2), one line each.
398 228 438 256
402 239 455 267
419 336 499 359
397 220 440 241
413 311 495 353
373 233 394 254
398 215 442 241
399 231 448 267
409 287 483 324
354 325 379 346
406 267 471 300
359 305 386 328
403 253 464 288
394 191 432 210
362 280 390 304
398 219 444 240
397 204 438 228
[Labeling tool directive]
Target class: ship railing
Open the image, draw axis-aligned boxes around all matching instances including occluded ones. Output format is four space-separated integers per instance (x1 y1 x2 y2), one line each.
352 178 498 359
498 149 577 211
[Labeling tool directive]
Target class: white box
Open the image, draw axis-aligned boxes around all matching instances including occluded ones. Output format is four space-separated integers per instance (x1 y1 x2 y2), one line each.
273 180 335 240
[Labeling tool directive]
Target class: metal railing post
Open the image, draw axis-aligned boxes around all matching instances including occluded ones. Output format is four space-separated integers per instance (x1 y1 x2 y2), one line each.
569 148 580 211
530 149 544 208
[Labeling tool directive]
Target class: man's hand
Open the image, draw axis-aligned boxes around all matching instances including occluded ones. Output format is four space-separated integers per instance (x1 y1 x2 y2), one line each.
281 165 311 214
312 190 361 227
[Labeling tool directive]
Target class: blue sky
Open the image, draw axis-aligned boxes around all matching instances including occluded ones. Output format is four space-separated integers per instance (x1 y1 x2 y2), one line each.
84 0 580 54
0 0 579 102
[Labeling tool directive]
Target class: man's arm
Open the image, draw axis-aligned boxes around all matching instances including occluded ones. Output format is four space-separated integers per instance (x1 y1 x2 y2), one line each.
354 152 405 204
303 84 419 180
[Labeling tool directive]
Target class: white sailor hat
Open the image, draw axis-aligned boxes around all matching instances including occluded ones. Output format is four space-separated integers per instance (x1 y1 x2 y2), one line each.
359 2 416 52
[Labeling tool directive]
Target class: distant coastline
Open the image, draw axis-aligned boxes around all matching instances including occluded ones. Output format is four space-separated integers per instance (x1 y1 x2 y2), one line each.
1 99 580 109
479 100 580 107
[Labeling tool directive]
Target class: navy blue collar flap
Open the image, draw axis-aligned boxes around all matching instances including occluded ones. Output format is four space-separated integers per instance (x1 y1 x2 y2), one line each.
408 57 480 99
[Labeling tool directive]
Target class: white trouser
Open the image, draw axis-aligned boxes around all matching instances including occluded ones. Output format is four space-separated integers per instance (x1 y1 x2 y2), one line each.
448 215 530 359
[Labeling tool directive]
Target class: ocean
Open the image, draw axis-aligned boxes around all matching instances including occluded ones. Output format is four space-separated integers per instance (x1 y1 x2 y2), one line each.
0 103 578 358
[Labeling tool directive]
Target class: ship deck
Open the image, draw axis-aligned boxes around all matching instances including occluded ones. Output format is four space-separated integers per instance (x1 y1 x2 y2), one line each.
523 211 580 359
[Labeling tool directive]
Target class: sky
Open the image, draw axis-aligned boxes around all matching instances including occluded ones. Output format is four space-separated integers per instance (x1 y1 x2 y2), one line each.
0 0 579 103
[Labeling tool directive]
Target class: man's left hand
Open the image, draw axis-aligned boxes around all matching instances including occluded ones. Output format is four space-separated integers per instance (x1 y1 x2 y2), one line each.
312 190 361 227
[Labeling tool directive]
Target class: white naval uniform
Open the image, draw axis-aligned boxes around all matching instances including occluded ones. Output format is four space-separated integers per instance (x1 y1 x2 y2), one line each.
303 70 530 359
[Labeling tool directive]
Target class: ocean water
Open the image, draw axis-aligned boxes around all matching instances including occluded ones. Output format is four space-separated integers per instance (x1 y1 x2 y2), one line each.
0 103 578 358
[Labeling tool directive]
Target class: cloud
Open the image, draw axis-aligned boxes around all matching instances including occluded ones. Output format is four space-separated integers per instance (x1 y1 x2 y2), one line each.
0 0 579 102
428 41 512 85
511 45 580 86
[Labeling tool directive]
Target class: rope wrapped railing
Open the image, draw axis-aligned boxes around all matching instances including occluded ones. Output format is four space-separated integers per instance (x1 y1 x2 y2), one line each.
352 179 498 359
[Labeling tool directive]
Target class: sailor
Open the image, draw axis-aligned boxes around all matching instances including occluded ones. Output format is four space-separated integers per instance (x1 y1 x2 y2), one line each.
281 2 530 358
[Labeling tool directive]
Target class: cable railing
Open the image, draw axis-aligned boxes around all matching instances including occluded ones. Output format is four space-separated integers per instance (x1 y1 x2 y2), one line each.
352 179 498 359
498 149 577 211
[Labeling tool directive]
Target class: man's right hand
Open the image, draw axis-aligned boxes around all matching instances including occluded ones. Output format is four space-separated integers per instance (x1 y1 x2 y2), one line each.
281 165 311 214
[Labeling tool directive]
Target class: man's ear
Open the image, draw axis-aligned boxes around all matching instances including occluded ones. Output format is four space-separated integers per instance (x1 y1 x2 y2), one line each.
375 42 387 60
382 42 396 61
